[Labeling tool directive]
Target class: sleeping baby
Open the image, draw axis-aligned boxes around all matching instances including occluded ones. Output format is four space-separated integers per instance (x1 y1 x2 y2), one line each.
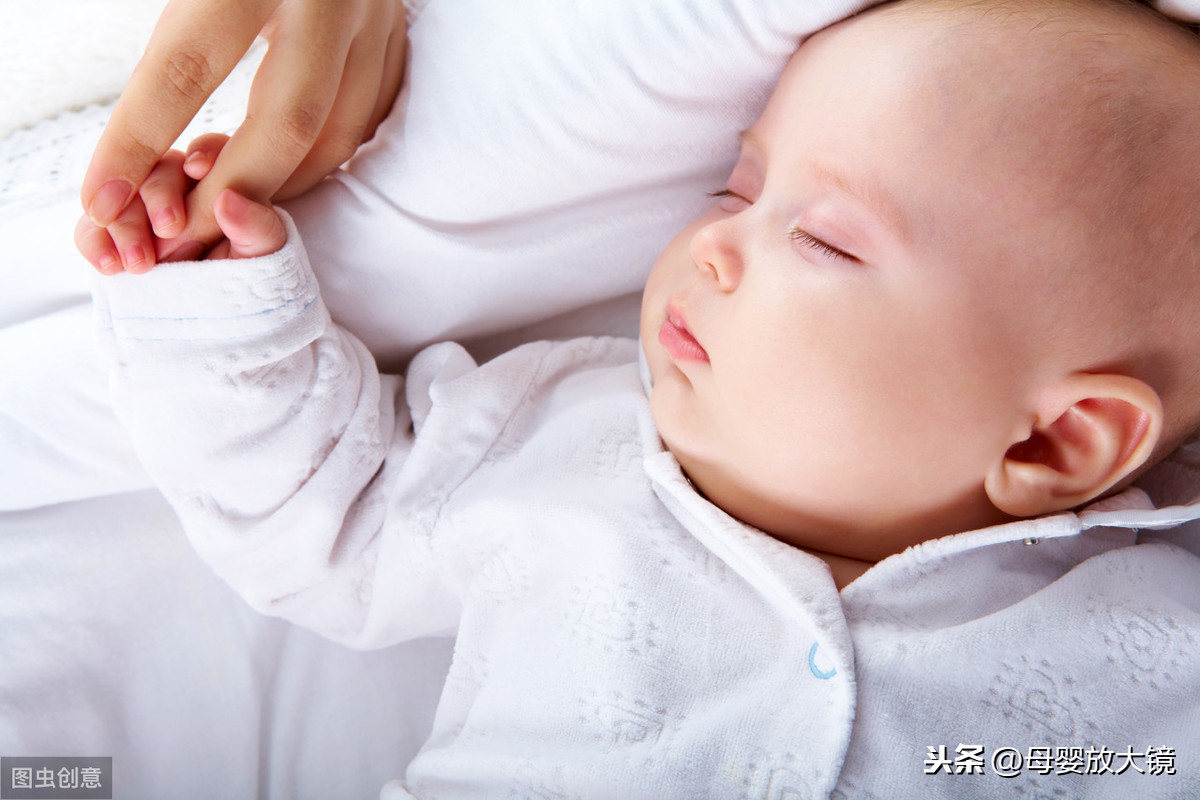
81 0 1200 796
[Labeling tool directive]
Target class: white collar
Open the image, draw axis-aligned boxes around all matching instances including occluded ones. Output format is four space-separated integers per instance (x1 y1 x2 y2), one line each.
636 338 1200 586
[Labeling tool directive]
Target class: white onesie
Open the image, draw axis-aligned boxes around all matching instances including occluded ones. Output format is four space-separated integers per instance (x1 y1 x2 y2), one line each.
91 215 1200 799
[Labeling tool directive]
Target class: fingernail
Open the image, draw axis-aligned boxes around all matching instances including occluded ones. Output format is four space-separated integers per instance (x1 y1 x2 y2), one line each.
88 180 134 226
183 151 209 177
124 244 149 273
98 253 120 275
153 207 178 235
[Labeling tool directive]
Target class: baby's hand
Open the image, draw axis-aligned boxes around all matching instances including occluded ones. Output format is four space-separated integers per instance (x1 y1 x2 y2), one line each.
76 134 286 272
204 188 289 261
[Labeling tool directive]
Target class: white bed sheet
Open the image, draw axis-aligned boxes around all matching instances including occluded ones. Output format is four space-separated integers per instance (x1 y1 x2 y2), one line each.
0 490 452 798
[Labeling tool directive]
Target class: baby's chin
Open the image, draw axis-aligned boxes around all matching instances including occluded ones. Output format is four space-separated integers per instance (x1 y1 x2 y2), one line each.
674 447 1011 563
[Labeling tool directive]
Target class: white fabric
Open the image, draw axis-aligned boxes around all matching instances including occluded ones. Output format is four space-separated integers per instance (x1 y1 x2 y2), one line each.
90 221 1200 797
0 0 163 137
1157 0 1200 23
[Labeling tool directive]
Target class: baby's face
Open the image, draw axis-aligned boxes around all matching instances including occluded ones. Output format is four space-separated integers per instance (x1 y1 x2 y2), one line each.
640 8 1111 560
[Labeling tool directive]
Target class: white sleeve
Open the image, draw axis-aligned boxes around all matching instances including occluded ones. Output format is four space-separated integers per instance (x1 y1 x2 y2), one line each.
90 212 501 647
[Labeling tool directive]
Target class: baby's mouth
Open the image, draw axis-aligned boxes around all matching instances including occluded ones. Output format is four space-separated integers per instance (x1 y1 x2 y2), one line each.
659 308 709 363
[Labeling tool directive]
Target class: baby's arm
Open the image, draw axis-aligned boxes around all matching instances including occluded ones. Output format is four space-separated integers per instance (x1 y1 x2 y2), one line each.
89 191 488 647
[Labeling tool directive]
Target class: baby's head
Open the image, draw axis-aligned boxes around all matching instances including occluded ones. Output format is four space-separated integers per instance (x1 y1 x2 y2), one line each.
640 0 1200 566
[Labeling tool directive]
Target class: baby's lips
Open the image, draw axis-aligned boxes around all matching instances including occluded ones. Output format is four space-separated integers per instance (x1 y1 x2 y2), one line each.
659 308 710 363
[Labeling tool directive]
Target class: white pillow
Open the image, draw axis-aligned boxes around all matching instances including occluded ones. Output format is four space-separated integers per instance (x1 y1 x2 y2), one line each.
286 0 1200 369
285 0 874 367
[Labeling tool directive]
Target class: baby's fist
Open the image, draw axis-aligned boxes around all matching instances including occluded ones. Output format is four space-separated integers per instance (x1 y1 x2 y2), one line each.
209 189 287 260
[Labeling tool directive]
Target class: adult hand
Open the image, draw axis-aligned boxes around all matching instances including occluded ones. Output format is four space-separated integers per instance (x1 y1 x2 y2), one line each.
80 0 407 256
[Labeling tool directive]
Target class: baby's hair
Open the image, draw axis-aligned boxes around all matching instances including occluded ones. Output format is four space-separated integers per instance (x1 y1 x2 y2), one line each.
873 0 1200 474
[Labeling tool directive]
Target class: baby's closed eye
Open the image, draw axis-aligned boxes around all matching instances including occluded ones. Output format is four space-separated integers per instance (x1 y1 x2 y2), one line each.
789 228 859 263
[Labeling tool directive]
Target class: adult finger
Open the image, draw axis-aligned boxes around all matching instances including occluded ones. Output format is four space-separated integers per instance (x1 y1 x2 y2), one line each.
367 23 410 143
272 31 386 201
207 0 353 203
81 0 279 227
167 1 354 247
274 5 408 200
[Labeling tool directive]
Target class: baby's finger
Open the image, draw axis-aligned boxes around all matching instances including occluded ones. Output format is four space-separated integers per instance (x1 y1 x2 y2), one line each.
212 189 287 259
139 150 189 239
206 240 232 260
74 215 122 275
183 133 232 181
106 197 157 274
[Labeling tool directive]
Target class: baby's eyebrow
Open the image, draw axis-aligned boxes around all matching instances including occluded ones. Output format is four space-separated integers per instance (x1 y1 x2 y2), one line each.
808 162 910 244
740 127 910 243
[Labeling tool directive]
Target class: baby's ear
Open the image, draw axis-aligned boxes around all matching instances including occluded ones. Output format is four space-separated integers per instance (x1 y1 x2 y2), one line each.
984 373 1163 519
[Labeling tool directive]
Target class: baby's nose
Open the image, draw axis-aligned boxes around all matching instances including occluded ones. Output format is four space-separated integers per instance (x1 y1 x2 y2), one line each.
689 220 743 292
